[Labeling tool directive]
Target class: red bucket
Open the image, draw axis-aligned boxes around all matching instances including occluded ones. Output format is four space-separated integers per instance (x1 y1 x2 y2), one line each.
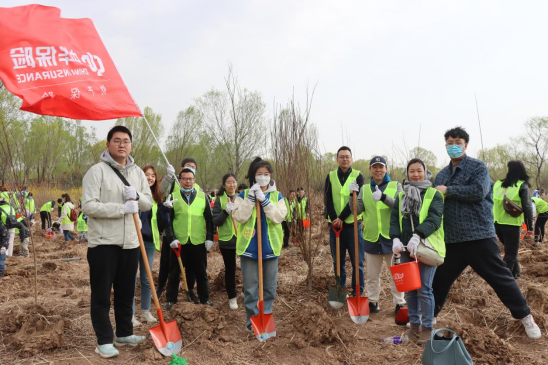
46 231 55 240
389 256 421 292
302 219 310 228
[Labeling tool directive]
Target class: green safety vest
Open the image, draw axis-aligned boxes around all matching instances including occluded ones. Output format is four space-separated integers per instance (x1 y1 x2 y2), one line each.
532 197 548 214
296 197 308 219
77 212 88 232
172 188 206 245
493 180 524 226
362 181 398 242
61 204 72 225
40 201 52 212
236 189 283 256
14 216 24 234
0 204 15 226
398 187 446 258
24 197 35 213
150 201 160 250
218 193 236 241
0 192 9 202
285 199 295 222
328 169 361 224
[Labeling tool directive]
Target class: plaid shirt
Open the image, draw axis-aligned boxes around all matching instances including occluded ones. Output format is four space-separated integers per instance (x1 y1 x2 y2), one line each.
434 154 495 244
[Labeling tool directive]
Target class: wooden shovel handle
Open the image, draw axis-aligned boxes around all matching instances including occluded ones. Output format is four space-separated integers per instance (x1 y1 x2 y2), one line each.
352 191 359 292
256 199 263 303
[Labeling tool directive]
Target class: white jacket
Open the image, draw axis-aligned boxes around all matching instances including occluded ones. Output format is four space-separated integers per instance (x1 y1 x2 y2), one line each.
60 202 75 231
82 151 152 249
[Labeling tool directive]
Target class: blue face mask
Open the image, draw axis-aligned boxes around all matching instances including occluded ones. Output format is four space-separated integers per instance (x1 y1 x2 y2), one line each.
446 145 464 158
181 187 194 194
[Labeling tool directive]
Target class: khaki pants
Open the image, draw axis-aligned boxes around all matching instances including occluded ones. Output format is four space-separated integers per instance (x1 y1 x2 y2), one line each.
366 252 406 305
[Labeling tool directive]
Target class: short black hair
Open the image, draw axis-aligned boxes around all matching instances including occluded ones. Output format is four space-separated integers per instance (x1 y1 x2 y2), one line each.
289 189 296 193
57 198 63 203
181 158 198 169
107 125 132 142
444 126 469 143
406 158 426 175
337 146 352 157
298 187 304 191
238 183 248 191
246 157 273 185
178 168 195 178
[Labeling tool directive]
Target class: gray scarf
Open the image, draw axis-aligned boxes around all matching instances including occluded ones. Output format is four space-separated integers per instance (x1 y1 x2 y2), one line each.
401 180 432 216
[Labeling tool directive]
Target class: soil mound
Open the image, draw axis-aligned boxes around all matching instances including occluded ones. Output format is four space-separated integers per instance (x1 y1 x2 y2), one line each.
292 302 340 346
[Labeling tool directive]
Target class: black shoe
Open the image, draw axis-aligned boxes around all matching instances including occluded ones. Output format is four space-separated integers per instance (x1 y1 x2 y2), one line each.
188 291 200 304
369 302 380 313
165 301 175 310
395 304 404 315
246 323 253 331
201 301 215 308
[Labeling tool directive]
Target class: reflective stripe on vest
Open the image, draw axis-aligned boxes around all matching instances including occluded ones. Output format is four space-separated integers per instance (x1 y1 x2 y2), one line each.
398 187 446 258
532 197 548 214
77 212 88 232
493 180 524 226
236 190 283 256
363 181 397 242
151 201 160 250
218 193 236 241
329 169 361 224
172 188 207 245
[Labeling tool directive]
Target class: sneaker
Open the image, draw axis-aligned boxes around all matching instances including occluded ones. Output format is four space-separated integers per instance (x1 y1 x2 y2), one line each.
95 344 119 358
188 291 200 304
73 239 78 245
369 302 380 313
131 315 141 327
140 310 157 324
395 304 404 315
201 301 215 308
521 314 542 340
246 323 253 331
115 334 146 346
165 302 175 310
228 297 238 310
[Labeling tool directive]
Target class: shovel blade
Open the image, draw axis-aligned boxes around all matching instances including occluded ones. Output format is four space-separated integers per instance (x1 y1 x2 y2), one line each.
395 307 410 326
347 295 370 324
328 283 347 310
250 303 276 342
149 320 182 357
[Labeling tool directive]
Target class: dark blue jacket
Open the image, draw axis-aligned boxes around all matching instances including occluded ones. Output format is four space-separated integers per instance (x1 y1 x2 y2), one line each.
433 154 495 244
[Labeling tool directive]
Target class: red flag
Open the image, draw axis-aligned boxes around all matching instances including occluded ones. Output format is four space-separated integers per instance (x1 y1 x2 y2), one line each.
0 4 142 120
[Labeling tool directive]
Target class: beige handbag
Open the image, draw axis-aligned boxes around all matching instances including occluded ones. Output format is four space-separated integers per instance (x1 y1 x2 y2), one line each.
410 216 444 267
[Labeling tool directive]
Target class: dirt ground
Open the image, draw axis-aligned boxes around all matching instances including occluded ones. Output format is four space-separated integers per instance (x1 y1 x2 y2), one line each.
0 220 547 364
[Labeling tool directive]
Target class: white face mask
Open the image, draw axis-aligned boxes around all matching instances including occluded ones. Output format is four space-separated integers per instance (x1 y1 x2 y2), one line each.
255 175 270 187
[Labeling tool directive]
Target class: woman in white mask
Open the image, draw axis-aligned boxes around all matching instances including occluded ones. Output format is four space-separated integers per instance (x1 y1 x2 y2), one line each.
232 157 287 331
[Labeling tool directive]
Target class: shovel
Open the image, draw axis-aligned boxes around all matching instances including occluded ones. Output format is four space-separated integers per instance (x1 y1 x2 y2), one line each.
346 191 370 324
250 200 276 342
328 225 346 309
132 213 182 356
172 244 191 302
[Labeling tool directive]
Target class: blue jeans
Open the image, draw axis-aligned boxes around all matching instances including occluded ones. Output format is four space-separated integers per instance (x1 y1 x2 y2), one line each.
132 241 156 312
241 256 278 327
0 251 5 274
63 230 75 241
329 223 365 295
401 252 437 329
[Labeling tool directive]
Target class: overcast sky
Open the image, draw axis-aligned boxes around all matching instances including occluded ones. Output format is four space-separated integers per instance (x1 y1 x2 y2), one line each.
4 0 548 168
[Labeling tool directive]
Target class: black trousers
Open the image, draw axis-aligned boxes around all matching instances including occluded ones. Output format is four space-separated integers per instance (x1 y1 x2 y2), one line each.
87 245 139 345
282 221 290 248
534 213 548 242
166 243 208 303
40 211 51 230
432 237 530 320
495 223 521 277
220 246 237 299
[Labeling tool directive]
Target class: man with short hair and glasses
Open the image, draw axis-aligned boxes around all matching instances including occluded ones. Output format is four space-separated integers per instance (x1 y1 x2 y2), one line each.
324 146 365 297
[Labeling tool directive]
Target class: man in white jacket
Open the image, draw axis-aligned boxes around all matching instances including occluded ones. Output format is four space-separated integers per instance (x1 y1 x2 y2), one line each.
82 126 153 359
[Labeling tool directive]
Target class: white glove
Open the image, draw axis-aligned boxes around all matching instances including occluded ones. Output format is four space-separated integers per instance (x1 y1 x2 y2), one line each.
407 234 421 256
170 239 180 249
50 208 54 212
348 180 359 192
163 194 179 209
372 185 383 202
255 189 266 202
124 186 137 201
0 247 5 255
248 183 261 198
225 202 234 213
167 164 176 179
123 200 139 214
205 240 214 252
392 238 404 255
